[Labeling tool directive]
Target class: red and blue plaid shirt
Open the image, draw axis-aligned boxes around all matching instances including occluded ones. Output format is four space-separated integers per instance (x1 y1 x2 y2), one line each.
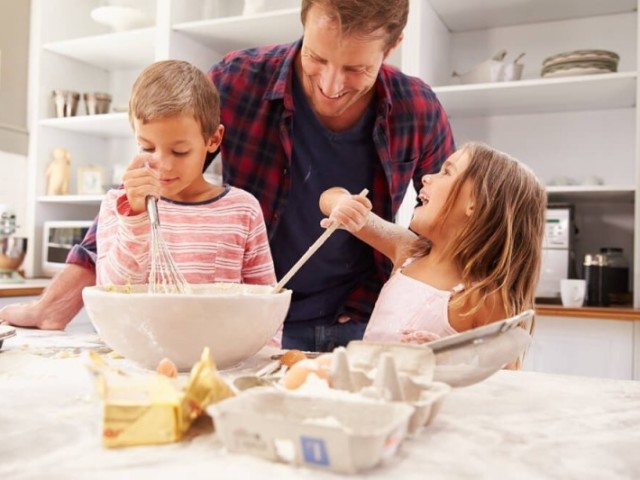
68 39 455 322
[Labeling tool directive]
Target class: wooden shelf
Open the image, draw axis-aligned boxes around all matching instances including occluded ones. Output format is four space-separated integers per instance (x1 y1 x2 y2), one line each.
42 28 155 70
536 304 640 321
39 113 130 137
173 8 302 52
433 72 637 117
428 0 636 32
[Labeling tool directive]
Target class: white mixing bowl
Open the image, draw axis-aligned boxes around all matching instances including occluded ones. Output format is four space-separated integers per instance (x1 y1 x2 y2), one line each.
82 283 291 371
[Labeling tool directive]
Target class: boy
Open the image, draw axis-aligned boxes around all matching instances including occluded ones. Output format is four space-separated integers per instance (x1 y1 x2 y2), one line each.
96 60 275 287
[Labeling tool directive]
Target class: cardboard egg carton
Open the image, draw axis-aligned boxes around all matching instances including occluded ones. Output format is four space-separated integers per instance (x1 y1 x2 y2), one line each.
208 389 414 474
333 344 450 435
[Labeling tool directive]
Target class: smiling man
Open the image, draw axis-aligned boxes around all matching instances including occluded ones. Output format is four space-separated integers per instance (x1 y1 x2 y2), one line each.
1 0 455 351
208 0 455 350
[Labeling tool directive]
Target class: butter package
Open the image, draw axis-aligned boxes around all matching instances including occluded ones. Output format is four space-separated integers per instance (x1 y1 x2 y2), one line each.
89 348 234 448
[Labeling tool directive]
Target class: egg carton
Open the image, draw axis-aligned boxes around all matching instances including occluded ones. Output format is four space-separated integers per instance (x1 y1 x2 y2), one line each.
332 345 450 435
208 389 414 474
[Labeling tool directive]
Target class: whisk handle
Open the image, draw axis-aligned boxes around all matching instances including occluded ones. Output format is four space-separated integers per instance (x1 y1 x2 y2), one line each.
146 196 160 226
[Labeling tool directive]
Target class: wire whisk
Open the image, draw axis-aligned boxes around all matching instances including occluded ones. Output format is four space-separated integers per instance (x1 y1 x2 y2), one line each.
146 196 192 294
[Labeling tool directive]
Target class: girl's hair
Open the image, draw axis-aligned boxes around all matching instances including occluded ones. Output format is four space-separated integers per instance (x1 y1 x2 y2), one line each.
412 142 547 318
128 60 220 142
300 0 409 52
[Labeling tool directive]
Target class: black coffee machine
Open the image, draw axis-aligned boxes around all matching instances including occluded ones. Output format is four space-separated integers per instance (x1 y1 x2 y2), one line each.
583 247 630 306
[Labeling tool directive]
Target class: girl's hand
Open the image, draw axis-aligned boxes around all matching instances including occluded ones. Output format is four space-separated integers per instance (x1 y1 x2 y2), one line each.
400 329 440 344
320 191 372 233
121 153 160 214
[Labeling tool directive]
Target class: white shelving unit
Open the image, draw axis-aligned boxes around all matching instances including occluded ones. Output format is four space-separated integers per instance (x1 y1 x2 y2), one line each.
25 0 640 312
24 0 303 278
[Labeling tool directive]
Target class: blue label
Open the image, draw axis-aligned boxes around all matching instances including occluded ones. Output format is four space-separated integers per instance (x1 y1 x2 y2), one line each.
300 436 329 466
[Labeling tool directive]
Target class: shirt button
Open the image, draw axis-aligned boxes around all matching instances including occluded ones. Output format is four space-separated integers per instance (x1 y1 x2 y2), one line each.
283 167 288 175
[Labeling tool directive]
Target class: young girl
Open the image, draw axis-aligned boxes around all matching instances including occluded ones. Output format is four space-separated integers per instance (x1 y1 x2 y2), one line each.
319 142 546 343
96 60 275 287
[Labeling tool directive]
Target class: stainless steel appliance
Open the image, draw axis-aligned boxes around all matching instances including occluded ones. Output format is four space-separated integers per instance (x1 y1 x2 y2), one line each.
42 220 93 277
0 205 27 283
535 205 574 301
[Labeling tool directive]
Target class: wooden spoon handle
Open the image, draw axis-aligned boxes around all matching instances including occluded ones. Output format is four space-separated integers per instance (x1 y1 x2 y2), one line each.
272 188 369 293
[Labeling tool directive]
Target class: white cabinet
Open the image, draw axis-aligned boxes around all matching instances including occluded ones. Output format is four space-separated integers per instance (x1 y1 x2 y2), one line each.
398 0 639 308
522 315 635 380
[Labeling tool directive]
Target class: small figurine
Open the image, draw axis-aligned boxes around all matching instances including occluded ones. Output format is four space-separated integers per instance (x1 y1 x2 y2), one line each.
46 147 71 195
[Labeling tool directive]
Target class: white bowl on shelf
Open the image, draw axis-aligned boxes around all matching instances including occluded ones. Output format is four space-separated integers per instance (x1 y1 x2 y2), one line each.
90 5 153 32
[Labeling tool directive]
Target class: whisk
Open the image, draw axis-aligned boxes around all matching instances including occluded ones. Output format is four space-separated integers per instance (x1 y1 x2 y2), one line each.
146 196 192 294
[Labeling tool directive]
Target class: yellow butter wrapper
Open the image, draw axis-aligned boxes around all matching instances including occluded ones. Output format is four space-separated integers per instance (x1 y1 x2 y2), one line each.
101 375 182 448
180 347 235 433
91 348 234 448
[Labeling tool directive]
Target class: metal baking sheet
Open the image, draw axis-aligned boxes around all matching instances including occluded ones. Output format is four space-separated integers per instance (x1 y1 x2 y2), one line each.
424 309 534 354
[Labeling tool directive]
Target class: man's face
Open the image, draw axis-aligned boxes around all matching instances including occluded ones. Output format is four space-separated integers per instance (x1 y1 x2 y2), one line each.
298 5 391 125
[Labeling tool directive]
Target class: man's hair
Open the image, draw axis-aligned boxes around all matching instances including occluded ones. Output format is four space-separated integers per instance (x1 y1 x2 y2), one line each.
412 142 547 318
128 60 220 141
300 0 409 51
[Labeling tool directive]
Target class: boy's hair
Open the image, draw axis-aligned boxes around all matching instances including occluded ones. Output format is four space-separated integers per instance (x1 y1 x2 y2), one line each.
300 0 409 52
128 60 220 141
413 142 547 318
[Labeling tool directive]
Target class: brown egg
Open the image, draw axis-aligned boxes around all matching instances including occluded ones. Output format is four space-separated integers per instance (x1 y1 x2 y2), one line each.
280 349 307 368
282 358 329 390
156 357 178 378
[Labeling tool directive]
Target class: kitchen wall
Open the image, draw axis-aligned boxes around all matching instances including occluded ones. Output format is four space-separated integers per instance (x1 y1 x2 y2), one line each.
0 0 30 156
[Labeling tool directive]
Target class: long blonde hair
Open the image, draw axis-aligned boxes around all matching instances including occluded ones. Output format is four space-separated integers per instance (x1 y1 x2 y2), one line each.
411 142 546 318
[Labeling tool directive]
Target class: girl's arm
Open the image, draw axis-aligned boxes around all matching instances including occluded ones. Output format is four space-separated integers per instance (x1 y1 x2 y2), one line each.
319 187 418 265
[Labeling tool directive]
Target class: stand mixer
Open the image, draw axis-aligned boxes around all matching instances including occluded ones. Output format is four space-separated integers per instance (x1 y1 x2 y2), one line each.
0 205 27 283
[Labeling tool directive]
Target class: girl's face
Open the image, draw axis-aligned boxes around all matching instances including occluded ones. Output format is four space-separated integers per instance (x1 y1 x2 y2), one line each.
410 149 474 239
134 114 222 201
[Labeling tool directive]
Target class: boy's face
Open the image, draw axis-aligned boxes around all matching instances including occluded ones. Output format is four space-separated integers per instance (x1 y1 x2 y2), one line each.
134 114 222 201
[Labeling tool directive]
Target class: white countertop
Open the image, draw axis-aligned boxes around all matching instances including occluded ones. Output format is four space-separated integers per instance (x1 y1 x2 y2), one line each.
1 319 639 479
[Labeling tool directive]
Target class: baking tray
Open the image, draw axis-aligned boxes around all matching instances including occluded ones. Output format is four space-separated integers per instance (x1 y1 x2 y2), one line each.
424 309 533 353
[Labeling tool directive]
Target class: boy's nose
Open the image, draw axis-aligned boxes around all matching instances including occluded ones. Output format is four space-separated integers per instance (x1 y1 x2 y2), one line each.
422 175 431 185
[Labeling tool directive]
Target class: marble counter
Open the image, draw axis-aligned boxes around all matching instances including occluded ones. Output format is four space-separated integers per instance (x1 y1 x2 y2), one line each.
1 320 639 479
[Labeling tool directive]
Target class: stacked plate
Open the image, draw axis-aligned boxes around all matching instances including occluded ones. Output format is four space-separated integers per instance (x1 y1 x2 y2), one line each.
541 49 619 78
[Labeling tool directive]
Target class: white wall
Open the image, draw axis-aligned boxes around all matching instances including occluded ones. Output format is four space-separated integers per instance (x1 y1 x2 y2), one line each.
0 0 30 155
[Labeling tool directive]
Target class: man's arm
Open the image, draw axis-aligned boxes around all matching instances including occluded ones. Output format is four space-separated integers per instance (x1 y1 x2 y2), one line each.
0 264 96 330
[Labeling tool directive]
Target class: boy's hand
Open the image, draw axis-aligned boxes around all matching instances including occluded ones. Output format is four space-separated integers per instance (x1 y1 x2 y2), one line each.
320 191 372 233
400 329 440 345
121 153 160 214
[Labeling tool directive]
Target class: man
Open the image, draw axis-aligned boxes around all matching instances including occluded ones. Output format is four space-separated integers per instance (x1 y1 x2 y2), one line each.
0 0 454 352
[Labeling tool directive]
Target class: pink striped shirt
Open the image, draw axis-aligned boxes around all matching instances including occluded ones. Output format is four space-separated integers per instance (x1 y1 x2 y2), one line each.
96 186 276 287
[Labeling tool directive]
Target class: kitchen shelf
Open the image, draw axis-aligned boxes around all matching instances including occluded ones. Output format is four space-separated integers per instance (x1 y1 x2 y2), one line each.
433 72 637 118
42 28 156 70
546 185 635 203
37 195 105 206
428 0 636 32
39 113 130 137
173 8 302 52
